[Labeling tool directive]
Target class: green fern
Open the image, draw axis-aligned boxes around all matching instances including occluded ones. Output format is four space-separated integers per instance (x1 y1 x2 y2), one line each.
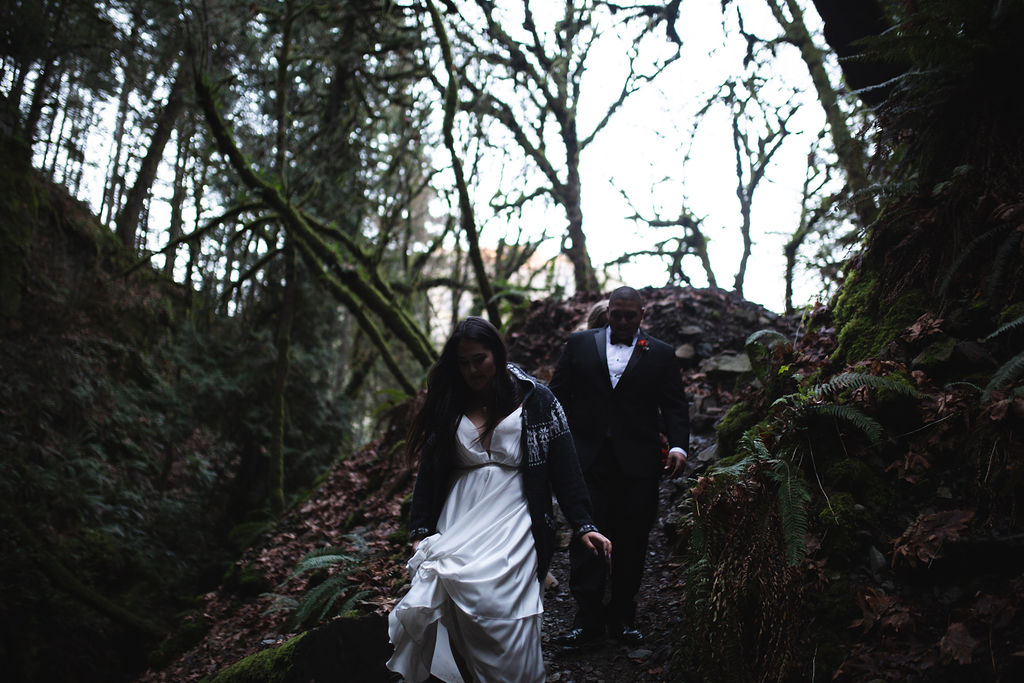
733 435 811 567
811 371 921 400
806 403 885 447
985 314 1024 342
264 542 368 629
982 350 1024 401
768 459 811 567
938 217 1014 299
291 576 368 628
283 548 358 580
987 229 1023 302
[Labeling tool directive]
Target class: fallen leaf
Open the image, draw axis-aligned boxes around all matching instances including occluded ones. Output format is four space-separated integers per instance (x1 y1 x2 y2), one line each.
939 622 978 665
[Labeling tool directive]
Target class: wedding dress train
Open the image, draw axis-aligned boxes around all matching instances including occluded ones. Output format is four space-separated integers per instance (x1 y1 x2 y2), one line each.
387 407 545 682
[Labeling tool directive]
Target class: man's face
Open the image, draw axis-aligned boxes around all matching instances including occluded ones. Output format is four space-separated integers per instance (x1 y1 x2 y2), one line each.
608 298 643 340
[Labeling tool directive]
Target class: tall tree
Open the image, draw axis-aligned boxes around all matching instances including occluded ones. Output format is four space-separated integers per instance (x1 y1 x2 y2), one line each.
725 78 796 295
115 64 189 249
439 0 679 293
758 0 878 228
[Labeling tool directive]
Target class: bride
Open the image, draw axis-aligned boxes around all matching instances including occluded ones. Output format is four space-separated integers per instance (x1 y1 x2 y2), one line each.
387 317 611 682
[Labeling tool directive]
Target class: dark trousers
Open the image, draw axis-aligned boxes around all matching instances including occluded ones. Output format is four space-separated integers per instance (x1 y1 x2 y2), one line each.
569 439 660 629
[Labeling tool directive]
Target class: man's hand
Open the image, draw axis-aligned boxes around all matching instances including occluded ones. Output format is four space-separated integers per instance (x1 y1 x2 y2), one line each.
664 447 687 476
580 530 612 564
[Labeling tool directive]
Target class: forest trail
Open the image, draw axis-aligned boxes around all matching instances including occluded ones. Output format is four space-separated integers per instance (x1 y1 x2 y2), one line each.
540 437 711 683
137 288 791 682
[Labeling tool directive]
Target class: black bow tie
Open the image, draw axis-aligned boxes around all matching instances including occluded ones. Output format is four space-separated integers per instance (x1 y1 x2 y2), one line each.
610 334 633 346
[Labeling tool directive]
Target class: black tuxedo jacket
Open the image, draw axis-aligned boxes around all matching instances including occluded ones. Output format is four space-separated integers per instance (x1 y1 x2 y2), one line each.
549 327 690 478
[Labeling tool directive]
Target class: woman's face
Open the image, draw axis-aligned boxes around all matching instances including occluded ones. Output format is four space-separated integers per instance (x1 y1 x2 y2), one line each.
457 338 497 396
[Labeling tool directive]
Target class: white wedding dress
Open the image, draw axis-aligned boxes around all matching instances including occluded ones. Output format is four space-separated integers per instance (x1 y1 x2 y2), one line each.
387 406 545 682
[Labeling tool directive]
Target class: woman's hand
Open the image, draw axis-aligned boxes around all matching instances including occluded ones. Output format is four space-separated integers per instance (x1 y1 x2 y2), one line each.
580 531 612 562
412 539 421 554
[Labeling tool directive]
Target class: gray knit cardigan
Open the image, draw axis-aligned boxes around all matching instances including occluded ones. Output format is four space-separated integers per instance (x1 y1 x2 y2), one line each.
407 364 598 583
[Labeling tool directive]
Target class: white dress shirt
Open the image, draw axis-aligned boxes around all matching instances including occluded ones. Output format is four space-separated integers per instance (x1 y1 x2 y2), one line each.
605 326 635 389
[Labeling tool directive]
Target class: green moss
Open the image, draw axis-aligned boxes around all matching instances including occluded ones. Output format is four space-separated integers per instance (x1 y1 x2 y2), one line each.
832 270 929 363
714 401 762 460
999 301 1024 325
823 459 876 497
911 335 957 371
817 491 864 561
205 632 305 683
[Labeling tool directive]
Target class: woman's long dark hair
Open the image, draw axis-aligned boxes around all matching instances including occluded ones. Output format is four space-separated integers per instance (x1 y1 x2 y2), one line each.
405 317 521 466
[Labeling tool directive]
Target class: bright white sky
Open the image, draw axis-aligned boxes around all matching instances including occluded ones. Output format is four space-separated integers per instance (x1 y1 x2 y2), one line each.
469 0 847 314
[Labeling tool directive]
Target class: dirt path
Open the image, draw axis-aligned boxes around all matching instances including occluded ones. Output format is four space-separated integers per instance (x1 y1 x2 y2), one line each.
540 439 709 682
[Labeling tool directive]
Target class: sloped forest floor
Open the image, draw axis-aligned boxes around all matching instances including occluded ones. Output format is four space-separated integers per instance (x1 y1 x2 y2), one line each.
136 287 791 682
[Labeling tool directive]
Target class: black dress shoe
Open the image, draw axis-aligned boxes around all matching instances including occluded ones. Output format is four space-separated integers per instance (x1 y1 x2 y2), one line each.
610 623 644 644
552 626 603 648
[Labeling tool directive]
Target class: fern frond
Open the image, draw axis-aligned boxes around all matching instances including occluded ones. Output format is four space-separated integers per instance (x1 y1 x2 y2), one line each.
281 547 356 583
984 314 1024 342
261 594 298 616
982 351 1024 401
770 393 804 409
987 229 1023 303
806 403 884 446
707 455 758 481
299 545 353 560
769 460 811 566
813 372 920 400
338 589 372 616
737 433 772 460
294 554 356 572
292 574 354 628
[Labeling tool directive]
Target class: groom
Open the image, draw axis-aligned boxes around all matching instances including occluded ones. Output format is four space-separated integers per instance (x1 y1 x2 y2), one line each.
549 286 690 646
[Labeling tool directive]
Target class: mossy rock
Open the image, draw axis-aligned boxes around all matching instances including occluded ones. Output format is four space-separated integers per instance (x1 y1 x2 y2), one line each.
832 269 929 364
816 492 867 562
714 401 762 460
911 335 958 371
822 458 882 501
206 614 391 683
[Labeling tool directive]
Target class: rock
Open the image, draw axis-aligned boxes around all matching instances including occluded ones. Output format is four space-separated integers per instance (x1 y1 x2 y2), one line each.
952 340 998 371
697 442 717 464
868 546 887 575
911 335 957 371
208 614 392 682
678 325 704 336
699 353 752 375
675 343 696 360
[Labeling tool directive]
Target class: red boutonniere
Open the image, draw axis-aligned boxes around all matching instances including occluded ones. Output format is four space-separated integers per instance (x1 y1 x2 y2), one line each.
637 338 650 353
